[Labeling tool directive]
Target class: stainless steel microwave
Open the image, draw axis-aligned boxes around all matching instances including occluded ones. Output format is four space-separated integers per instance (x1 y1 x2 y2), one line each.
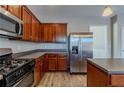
0 7 23 39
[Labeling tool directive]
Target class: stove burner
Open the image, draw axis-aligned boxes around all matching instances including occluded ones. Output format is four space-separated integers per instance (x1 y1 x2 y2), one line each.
0 59 33 74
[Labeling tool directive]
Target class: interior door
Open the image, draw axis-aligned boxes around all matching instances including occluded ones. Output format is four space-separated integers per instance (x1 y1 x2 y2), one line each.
89 25 108 58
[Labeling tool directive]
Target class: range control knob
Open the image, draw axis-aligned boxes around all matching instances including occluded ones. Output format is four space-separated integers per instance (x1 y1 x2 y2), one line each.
0 74 3 80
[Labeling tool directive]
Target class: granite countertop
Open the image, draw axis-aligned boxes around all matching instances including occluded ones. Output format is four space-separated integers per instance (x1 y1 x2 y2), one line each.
87 58 124 74
17 51 67 59
17 52 45 59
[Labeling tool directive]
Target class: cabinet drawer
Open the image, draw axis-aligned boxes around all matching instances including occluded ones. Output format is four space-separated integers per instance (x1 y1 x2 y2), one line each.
47 54 57 58
58 54 67 58
111 75 124 86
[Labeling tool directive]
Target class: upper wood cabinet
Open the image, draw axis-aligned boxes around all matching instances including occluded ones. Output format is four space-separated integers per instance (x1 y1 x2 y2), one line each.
1 5 21 19
32 16 40 42
42 23 67 43
42 24 56 42
22 6 32 41
39 23 44 42
8 5 21 19
0 5 8 10
55 24 67 43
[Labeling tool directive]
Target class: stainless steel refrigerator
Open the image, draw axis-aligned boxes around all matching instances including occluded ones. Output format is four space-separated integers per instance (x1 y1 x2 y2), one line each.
69 33 93 73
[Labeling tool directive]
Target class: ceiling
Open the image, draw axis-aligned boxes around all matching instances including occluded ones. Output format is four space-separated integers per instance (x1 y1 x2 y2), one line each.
27 5 124 22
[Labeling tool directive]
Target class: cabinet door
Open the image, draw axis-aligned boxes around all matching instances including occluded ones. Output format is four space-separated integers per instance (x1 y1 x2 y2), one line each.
57 58 67 71
44 54 49 72
37 22 40 42
22 6 32 40
43 24 51 42
51 24 56 42
39 24 44 42
55 24 67 43
57 54 67 71
8 5 21 19
34 58 42 86
0 5 8 10
48 59 57 71
42 24 56 42
32 16 39 42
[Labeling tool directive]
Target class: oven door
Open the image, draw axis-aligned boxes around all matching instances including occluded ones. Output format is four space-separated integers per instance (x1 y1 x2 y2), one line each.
13 70 34 87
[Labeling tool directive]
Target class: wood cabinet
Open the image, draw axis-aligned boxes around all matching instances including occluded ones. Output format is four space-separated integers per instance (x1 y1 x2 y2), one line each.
39 23 44 42
1 5 21 19
31 14 40 42
55 24 67 43
22 6 41 42
32 16 38 42
22 6 32 41
87 62 109 87
8 5 21 19
0 5 8 10
45 53 67 71
42 23 67 43
47 54 57 71
34 56 45 86
57 54 67 71
42 24 56 42
44 54 48 72
48 59 57 71
87 60 124 87
34 58 41 86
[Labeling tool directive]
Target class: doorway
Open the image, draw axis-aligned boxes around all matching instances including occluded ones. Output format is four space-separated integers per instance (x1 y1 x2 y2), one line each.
89 25 108 58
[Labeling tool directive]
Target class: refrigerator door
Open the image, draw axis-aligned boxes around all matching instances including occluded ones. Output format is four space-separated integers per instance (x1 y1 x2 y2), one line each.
80 36 93 72
70 35 81 73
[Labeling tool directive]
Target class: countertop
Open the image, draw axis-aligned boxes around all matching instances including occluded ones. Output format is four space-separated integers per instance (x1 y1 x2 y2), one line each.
17 52 67 59
87 58 124 74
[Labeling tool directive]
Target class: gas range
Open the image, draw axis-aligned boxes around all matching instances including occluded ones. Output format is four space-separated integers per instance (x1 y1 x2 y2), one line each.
0 48 35 87
0 59 34 75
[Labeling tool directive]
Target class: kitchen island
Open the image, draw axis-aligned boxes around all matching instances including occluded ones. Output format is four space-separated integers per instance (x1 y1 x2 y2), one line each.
87 59 124 87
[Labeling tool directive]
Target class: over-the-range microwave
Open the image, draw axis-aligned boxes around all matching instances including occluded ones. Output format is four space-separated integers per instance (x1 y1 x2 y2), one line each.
0 6 23 39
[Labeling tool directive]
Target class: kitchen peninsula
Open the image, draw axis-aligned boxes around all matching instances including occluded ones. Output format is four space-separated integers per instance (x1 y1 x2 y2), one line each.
87 59 124 87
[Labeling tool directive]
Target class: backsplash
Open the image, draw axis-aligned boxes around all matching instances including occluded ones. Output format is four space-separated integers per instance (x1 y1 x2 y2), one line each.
0 38 67 53
37 43 67 50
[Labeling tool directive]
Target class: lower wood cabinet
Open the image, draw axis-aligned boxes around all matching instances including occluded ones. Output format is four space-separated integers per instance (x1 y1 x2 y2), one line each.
57 58 67 71
34 56 44 86
45 53 67 71
48 59 57 71
34 53 67 86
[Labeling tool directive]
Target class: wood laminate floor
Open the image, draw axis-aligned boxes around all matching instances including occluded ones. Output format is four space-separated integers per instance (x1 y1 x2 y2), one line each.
38 72 87 87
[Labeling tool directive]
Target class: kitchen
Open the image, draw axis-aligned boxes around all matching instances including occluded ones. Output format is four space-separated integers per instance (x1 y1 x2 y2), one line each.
1 4 124 88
